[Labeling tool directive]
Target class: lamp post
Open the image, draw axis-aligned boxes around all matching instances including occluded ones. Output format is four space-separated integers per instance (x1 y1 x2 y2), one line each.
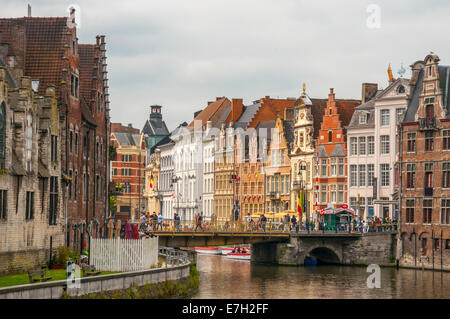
299 161 309 233
171 175 181 222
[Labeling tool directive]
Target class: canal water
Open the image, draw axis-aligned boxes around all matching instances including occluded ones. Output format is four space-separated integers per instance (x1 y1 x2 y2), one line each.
193 254 450 299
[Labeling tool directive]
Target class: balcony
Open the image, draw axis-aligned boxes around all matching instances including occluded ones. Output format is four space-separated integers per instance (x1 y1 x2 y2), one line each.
424 187 433 197
269 192 280 200
419 118 437 130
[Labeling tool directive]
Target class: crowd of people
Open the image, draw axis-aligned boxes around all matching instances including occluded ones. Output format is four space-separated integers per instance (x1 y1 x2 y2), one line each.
138 211 398 234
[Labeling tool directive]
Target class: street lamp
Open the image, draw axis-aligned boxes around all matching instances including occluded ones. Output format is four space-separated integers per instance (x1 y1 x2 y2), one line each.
171 175 181 221
298 161 309 233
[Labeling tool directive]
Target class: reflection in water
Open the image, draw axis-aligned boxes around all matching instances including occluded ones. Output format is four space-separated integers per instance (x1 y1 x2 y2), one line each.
194 254 450 299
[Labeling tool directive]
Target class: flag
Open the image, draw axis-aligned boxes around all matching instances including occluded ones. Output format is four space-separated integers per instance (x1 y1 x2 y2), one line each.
297 194 302 216
171 192 175 198
150 179 154 189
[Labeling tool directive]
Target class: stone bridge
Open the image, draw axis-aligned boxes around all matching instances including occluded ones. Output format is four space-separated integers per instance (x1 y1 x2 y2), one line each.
252 232 397 265
152 231 396 266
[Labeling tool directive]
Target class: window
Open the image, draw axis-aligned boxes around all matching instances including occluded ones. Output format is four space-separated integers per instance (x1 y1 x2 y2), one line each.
25 114 32 172
330 158 337 176
70 74 79 98
424 163 433 188
338 158 345 176
443 162 450 188
75 133 79 153
320 185 327 203
350 137 357 155
359 137 366 155
381 109 390 126
359 112 367 124
69 170 73 199
397 85 405 94
423 200 432 224
380 164 390 186
405 199 415 223
359 164 366 186
49 177 58 225
425 104 434 119
338 185 344 203
74 172 78 200
380 135 390 154
350 197 357 211
350 165 357 187
330 185 336 203
286 176 290 194
51 135 58 162
441 199 450 225
0 190 6 220
328 131 332 142
443 130 450 150
25 192 34 220
0 103 5 169
321 159 327 176
425 131 434 151
406 164 416 189
367 164 375 187
368 136 375 155
407 133 416 152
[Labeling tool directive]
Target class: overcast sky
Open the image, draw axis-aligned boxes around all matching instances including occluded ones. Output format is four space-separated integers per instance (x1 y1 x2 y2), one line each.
3 0 450 131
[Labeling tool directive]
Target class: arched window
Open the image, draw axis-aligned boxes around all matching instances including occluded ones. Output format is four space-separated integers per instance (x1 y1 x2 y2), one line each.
328 130 333 142
397 85 405 94
0 102 6 169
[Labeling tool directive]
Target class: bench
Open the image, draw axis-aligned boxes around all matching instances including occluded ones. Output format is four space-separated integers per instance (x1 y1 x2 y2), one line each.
28 269 53 283
81 264 101 277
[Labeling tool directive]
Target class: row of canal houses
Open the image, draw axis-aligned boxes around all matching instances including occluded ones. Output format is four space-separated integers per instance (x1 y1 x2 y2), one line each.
145 53 450 267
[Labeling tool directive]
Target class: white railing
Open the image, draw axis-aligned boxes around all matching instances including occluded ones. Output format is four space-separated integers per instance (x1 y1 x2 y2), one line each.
90 237 158 272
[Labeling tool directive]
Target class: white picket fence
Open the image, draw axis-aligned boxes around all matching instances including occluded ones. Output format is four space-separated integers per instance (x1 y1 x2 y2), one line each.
90 237 159 272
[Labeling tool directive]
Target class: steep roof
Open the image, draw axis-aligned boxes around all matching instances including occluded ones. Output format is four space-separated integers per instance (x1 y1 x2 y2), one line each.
0 17 69 97
142 117 170 136
188 97 231 128
113 132 142 147
404 69 424 123
347 99 376 129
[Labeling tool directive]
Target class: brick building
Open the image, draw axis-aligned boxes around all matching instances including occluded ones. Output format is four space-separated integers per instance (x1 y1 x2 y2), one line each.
399 53 450 270
0 15 110 262
110 125 146 222
313 89 360 214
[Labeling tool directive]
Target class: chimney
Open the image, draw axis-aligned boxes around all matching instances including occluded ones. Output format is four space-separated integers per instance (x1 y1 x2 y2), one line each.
28 4 31 17
361 83 378 103
206 120 212 131
128 123 132 128
231 98 243 123
410 61 425 86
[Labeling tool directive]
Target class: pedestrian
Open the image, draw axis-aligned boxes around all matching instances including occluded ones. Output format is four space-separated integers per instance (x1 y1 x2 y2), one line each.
174 213 181 232
247 213 253 231
151 212 158 231
291 215 298 233
157 212 164 230
195 212 203 232
260 214 267 232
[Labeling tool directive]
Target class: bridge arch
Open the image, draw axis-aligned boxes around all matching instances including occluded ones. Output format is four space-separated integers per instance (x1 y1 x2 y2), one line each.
307 245 342 264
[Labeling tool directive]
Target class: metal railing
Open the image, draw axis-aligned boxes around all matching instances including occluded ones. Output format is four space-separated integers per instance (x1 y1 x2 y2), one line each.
139 219 398 235
158 246 190 266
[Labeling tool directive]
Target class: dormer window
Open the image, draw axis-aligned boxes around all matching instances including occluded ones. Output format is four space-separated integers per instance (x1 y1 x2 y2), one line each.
397 85 405 94
359 112 367 124
70 73 79 98
428 66 432 77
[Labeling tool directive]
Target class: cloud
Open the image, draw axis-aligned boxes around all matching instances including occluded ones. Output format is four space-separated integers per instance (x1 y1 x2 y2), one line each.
3 0 450 131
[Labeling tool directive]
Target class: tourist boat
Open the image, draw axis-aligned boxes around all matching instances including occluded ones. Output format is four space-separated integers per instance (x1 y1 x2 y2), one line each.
194 247 221 255
219 246 234 255
225 252 251 260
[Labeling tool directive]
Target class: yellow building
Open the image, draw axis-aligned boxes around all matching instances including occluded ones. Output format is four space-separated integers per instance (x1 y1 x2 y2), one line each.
214 123 235 223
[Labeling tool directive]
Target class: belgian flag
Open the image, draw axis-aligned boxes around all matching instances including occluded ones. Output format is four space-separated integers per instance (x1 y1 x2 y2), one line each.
150 179 154 189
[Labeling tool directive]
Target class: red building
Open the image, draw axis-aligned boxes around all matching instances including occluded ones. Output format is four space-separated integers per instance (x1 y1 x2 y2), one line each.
0 14 110 250
313 89 360 212
110 124 146 222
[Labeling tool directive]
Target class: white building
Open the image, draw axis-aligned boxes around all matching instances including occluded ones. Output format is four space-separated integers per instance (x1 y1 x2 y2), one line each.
347 78 409 220
172 123 203 224
202 121 215 222
158 140 175 220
